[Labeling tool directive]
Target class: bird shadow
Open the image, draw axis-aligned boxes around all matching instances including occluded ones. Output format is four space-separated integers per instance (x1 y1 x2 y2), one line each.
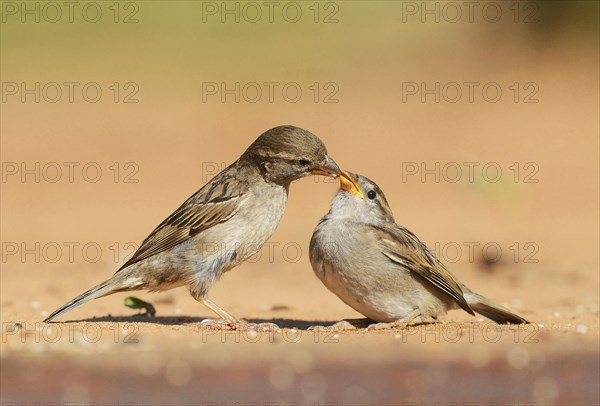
51 315 352 330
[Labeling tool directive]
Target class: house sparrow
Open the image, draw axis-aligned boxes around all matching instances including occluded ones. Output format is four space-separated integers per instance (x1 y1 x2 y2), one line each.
44 125 340 328
309 171 529 329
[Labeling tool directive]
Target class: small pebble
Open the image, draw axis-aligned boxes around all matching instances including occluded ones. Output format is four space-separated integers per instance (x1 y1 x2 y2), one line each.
552 311 560 317
30 301 40 309
575 324 587 334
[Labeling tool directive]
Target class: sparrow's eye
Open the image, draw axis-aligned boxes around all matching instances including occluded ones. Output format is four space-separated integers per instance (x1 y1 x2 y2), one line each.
298 159 311 167
367 190 377 200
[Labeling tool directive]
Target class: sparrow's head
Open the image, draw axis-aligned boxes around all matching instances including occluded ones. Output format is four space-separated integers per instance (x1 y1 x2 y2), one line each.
330 171 395 224
242 125 340 185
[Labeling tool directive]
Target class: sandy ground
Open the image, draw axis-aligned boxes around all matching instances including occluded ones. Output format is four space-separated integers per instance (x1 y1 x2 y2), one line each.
2 2 599 405
2 260 600 405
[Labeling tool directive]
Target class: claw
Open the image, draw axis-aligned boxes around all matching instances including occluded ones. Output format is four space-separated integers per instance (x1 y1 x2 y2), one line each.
367 321 401 331
255 322 281 332
367 320 417 331
367 310 423 330
201 318 233 330
200 319 280 332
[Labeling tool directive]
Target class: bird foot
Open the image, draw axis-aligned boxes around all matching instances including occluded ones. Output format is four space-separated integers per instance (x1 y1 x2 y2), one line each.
200 318 280 332
367 310 422 330
367 321 410 331
245 322 281 332
308 319 371 332
200 318 235 330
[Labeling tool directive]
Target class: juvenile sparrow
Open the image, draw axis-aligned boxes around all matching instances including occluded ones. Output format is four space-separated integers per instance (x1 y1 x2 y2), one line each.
309 171 529 328
44 125 340 327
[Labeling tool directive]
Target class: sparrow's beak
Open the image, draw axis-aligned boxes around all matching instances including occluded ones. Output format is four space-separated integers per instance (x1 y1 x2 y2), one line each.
340 171 364 198
312 155 341 178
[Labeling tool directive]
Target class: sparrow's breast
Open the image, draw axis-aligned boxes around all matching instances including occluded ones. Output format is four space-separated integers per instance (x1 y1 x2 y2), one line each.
200 180 289 270
310 218 422 322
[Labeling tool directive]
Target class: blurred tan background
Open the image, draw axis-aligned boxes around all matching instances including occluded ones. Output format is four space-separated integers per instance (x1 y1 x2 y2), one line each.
1 1 598 405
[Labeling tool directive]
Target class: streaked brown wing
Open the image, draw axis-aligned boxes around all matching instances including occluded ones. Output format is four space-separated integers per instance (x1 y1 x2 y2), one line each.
372 224 474 315
116 167 247 272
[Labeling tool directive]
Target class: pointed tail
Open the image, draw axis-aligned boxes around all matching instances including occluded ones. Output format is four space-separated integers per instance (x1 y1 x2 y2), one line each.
44 275 135 322
465 291 529 325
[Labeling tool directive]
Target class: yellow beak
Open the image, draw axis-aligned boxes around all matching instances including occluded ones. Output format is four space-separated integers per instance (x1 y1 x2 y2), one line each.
340 171 364 198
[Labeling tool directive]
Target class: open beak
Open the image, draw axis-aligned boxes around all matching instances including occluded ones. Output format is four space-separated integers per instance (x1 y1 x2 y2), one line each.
340 170 364 198
312 155 341 178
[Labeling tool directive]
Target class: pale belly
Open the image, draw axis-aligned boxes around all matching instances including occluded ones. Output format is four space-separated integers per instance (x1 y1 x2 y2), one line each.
190 186 287 271
311 220 447 322
318 261 419 322
136 182 288 292
205 184 288 269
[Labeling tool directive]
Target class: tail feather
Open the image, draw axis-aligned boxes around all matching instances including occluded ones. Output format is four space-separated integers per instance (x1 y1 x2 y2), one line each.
44 279 122 322
465 292 529 325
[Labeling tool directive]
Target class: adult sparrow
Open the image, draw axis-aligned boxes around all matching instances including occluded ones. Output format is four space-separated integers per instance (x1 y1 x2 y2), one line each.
44 125 340 327
309 171 528 328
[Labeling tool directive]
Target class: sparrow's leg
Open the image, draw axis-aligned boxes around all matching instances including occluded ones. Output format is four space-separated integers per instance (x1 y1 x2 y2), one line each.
198 298 280 332
367 309 422 331
199 298 240 325
197 297 253 330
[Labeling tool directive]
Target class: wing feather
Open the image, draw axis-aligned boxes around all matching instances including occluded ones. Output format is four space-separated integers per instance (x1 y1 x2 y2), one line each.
116 166 246 272
371 225 474 315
